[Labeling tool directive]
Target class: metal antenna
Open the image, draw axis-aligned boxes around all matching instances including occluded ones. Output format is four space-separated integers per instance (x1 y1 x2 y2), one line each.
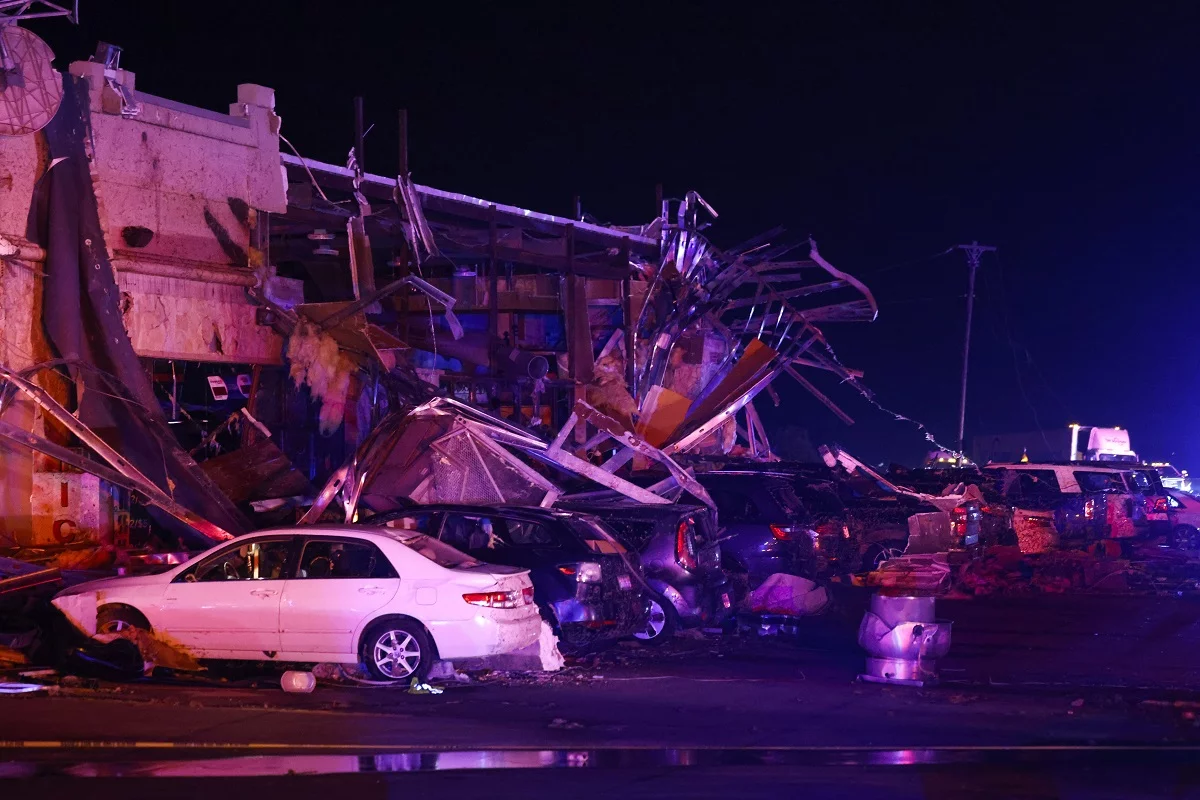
954 240 996 464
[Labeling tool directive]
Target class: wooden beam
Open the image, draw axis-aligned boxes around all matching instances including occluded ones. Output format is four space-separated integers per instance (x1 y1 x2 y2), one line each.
397 108 409 177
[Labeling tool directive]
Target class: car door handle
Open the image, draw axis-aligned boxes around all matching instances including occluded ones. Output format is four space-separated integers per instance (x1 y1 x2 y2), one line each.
250 589 277 598
358 587 385 596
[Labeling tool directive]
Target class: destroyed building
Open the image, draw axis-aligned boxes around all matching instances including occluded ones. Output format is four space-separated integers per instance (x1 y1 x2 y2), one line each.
0 34 879 559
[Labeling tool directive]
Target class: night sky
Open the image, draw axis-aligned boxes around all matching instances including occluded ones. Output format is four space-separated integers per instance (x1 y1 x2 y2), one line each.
27 1 1200 469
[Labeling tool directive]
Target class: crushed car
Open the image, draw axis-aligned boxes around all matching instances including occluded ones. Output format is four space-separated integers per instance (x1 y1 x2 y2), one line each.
694 471 821 591
365 505 648 653
555 498 730 643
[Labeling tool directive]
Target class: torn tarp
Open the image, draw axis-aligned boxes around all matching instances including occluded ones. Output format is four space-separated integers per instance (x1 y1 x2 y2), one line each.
29 74 248 546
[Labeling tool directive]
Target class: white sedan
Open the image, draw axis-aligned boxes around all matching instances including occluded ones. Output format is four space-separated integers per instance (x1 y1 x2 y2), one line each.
52 525 541 682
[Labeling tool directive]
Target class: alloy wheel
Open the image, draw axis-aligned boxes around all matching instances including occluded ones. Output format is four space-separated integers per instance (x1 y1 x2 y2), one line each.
372 629 422 679
635 598 668 640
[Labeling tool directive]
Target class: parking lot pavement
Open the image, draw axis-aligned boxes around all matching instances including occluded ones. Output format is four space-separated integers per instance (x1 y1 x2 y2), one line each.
6 589 1200 753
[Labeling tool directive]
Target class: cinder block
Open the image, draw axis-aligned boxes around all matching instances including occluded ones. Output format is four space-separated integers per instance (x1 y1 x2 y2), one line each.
237 84 276 110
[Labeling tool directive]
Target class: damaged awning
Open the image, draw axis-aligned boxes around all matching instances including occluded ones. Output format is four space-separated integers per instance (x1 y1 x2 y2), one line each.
300 396 716 524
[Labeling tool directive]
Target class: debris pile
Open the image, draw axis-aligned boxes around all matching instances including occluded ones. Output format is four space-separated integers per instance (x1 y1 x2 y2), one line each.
955 547 1146 596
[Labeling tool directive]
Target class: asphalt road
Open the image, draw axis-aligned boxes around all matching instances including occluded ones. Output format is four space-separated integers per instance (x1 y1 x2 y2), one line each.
4 588 1200 796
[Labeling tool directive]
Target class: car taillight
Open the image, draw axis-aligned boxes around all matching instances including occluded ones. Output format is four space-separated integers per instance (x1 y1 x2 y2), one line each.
951 505 968 539
1084 498 1095 520
676 518 698 570
522 586 534 605
462 590 524 609
770 524 797 541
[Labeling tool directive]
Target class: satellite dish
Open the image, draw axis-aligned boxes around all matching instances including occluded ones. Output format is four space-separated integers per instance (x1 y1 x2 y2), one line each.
0 24 62 137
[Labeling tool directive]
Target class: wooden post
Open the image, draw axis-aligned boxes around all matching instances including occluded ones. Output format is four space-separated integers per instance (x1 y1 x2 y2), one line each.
396 241 411 345
397 108 408 177
354 96 365 172
488 204 499 370
396 109 411 344
565 223 575 379
620 237 634 388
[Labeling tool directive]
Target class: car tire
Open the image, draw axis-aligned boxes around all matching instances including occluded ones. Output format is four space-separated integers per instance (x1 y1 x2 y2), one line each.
633 594 678 646
1174 525 1200 553
862 540 905 572
360 618 433 683
96 606 150 634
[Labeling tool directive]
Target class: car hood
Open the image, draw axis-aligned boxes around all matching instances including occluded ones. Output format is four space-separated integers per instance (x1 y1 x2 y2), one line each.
54 571 172 598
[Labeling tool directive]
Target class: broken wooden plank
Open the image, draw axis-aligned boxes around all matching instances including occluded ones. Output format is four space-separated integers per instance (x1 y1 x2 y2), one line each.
197 441 314 505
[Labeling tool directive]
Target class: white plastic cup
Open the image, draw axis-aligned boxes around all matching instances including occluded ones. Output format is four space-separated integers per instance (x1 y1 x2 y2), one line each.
281 670 316 693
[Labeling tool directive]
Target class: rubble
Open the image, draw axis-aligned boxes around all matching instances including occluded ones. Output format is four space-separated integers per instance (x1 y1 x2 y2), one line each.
100 628 205 674
955 547 1148 597
747 574 829 617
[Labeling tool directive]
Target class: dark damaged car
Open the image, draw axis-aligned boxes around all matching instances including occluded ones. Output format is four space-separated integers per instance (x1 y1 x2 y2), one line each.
363 505 647 653
694 471 823 590
557 499 731 644
696 461 1014 574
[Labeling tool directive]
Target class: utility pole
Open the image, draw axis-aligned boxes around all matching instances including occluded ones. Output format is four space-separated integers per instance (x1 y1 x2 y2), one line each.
954 240 996 464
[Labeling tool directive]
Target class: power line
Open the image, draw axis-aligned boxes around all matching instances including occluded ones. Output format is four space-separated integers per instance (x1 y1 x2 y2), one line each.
814 338 960 456
864 246 957 277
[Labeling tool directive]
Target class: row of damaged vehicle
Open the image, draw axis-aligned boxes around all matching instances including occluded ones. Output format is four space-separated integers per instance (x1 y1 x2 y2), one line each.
47 462 933 681
49 502 719 682
49 444 1184 684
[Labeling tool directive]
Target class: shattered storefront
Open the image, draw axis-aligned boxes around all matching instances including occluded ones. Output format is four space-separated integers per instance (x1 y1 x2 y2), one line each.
0 37 878 558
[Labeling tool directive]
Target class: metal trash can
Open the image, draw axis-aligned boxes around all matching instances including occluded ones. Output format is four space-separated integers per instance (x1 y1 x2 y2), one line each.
858 593 952 687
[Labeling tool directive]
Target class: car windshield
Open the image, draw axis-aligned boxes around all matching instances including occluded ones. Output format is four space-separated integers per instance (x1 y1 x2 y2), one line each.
383 531 484 569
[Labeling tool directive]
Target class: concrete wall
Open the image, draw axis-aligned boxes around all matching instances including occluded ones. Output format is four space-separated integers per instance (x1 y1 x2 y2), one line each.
0 127 47 545
68 60 289 365
0 64 295 543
